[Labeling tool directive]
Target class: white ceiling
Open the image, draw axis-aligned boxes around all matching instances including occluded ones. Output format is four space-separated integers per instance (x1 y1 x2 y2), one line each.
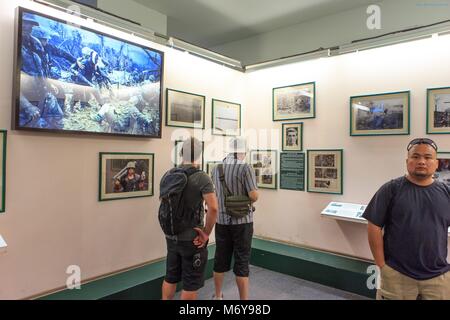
134 0 376 47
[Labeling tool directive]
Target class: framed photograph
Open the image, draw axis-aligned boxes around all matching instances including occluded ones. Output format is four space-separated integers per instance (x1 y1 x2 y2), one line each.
250 150 277 189
435 152 450 188
0 131 6 213
427 87 450 134
14 7 164 138
206 161 222 177
273 82 315 121
99 153 154 201
282 122 303 151
174 140 204 170
166 89 205 129
307 149 343 194
212 99 241 136
350 91 410 136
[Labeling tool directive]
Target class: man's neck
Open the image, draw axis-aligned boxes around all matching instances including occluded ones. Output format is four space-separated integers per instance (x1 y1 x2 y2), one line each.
405 174 434 187
181 162 200 168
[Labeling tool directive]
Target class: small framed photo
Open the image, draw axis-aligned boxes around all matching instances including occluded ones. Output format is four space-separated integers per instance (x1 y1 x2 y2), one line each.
273 82 315 121
307 149 343 194
350 91 410 136
206 161 222 177
427 87 450 134
0 130 6 213
250 150 277 189
212 99 241 136
166 89 205 129
99 153 154 201
435 152 450 188
174 140 205 170
282 123 303 151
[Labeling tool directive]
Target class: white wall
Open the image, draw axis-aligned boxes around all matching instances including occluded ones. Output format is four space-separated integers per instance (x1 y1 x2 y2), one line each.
1 0 450 300
0 0 244 299
98 0 167 35
244 35 450 260
213 0 450 65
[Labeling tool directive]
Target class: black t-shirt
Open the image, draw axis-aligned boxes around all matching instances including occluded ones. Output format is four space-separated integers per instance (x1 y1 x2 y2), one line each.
363 176 450 280
176 165 215 241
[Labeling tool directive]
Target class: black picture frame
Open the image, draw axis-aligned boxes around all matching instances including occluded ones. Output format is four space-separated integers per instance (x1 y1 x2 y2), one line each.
13 7 164 138
166 89 206 129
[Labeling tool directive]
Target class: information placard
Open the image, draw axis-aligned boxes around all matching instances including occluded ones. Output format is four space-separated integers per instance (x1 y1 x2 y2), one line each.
321 202 367 223
280 152 305 191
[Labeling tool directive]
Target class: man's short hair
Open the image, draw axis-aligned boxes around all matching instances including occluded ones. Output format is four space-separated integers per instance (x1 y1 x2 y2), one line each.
181 137 203 162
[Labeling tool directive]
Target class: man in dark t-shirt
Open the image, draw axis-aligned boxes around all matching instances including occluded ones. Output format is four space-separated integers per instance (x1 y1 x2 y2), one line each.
161 137 218 300
363 138 450 300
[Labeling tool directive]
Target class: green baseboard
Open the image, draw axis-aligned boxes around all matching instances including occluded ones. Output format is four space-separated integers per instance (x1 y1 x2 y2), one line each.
40 245 216 300
39 238 375 300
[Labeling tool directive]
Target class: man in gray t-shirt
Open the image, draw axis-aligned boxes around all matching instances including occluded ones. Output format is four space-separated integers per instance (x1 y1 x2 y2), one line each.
363 138 450 300
161 138 218 300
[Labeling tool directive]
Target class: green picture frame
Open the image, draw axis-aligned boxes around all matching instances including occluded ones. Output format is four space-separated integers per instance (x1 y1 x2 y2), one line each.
99 152 154 202
0 130 6 213
206 161 222 177
350 91 410 136
166 88 205 129
212 99 241 136
307 149 343 195
174 139 205 170
273 82 315 121
282 122 303 151
250 150 278 190
435 152 450 188
426 87 450 134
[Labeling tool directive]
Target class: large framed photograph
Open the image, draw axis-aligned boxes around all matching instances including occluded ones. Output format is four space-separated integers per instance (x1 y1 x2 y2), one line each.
0 131 6 213
174 140 204 170
435 152 450 188
427 87 450 134
212 99 241 136
307 149 343 194
166 89 205 129
14 7 164 138
273 82 315 121
350 91 410 136
99 153 154 201
250 150 277 189
282 122 303 151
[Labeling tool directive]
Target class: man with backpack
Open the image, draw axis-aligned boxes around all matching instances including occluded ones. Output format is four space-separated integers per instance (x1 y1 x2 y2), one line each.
159 137 218 300
363 138 450 300
211 138 259 300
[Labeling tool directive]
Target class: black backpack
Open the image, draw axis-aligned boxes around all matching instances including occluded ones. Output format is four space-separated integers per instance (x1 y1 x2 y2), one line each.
158 166 200 236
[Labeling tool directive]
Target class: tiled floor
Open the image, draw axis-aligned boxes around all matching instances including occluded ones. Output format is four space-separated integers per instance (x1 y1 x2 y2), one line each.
176 265 371 300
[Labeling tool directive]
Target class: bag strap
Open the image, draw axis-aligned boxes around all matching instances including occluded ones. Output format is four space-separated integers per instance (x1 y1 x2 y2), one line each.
218 164 233 197
182 166 200 178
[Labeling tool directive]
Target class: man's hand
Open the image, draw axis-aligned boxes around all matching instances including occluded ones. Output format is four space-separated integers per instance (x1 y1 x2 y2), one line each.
25 105 40 120
193 227 209 248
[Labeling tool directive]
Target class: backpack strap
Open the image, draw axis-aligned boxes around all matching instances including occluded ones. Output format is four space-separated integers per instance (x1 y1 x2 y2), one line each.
182 166 201 178
218 164 233 197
